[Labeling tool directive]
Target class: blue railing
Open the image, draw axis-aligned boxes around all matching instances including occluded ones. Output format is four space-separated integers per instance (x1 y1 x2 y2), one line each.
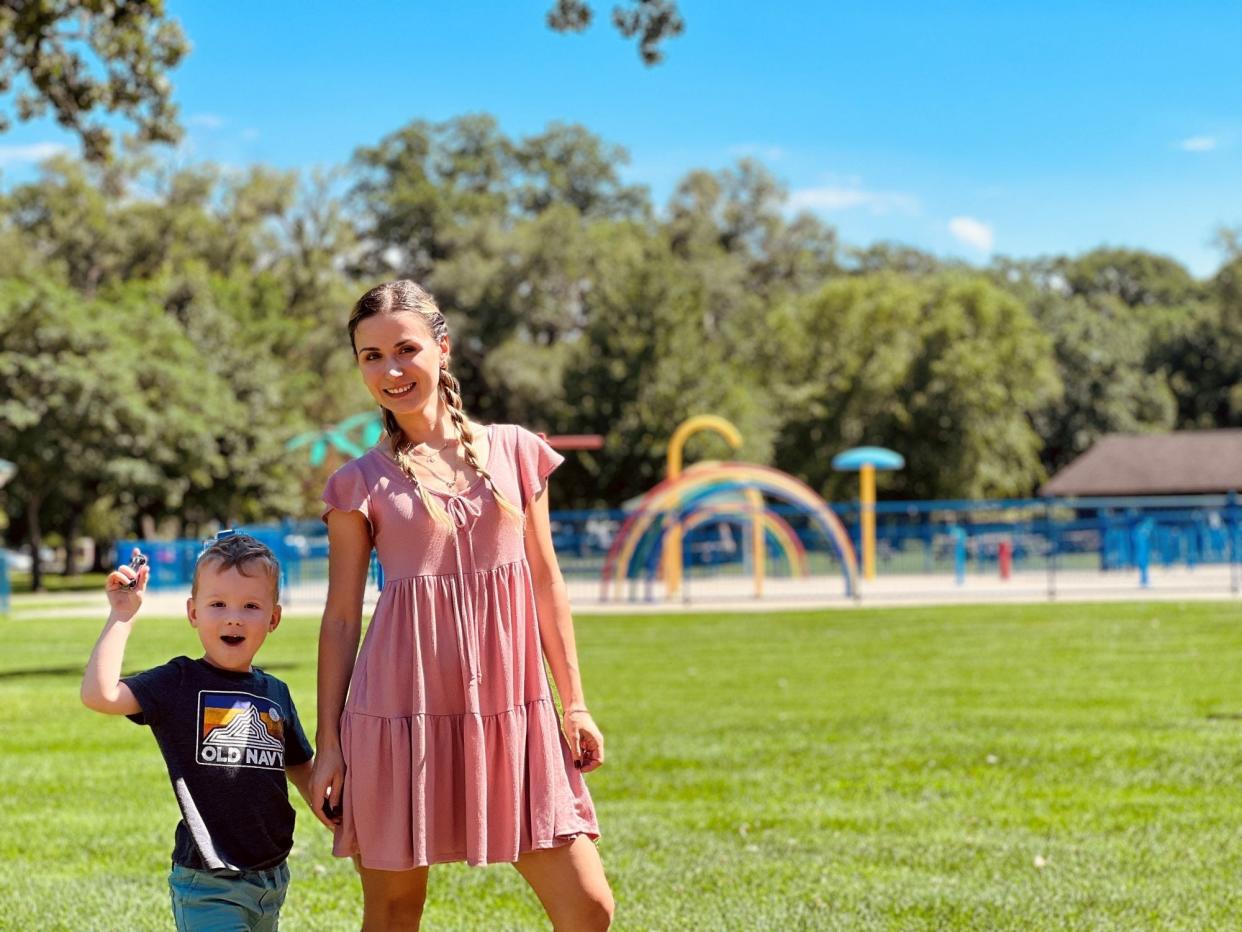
0 548 9 615
113 493 1242 595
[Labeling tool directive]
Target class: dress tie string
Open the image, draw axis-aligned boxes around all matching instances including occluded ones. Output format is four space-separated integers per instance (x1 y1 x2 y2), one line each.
444 487 486 699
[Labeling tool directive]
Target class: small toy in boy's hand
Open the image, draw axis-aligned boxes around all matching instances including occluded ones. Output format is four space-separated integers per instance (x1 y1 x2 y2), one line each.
125 550 148 589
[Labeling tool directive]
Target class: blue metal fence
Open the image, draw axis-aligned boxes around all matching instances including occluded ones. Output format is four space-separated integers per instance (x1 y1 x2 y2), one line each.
111 493 1242 600
0 549 9 615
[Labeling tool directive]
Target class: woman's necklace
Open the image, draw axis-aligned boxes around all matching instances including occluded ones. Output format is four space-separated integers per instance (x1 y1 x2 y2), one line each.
399 438 461 490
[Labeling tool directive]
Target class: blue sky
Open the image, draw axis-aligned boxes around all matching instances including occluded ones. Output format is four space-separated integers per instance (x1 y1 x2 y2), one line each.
2 1 1240 275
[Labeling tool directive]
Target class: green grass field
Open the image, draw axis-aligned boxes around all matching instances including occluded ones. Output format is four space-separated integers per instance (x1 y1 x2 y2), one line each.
4 601 1242 930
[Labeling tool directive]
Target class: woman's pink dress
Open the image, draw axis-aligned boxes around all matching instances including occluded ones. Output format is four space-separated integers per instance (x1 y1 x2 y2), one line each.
321 423 599 869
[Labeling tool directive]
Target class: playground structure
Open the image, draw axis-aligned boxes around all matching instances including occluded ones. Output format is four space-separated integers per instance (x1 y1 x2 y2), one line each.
600 459 859 601
104 492 1242 607
287 412 604 467
604 414 860 603
91 415 1241 607
832 446 905 581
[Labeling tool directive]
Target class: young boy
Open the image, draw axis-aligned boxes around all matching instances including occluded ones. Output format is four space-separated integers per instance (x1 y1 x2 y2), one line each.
81 533 315 931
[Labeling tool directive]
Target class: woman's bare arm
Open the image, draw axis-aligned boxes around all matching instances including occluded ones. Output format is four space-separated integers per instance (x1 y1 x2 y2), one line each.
524 485 605 772
310 509 371 826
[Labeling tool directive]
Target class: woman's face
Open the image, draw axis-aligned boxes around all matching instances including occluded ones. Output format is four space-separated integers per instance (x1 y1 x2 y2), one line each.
354 311 451 421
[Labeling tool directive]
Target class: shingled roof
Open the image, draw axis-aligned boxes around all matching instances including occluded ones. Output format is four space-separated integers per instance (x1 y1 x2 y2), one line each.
1041 430 1242 497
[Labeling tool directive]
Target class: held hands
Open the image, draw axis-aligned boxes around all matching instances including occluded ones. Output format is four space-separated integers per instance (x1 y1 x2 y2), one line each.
562 708 605 774
311 746 346 830
105 548 149 621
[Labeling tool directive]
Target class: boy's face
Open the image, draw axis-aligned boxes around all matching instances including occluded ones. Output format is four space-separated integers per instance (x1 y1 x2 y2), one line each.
187 562 282 672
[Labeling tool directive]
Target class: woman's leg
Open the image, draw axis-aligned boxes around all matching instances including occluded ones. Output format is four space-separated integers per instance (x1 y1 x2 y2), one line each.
355 857 430 932
514 836 614 931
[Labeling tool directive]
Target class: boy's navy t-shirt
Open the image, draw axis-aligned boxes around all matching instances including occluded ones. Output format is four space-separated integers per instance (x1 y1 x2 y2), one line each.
123 656 313 872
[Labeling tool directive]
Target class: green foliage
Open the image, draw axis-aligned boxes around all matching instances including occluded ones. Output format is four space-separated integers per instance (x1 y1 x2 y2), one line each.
1158 252 1242 428
994 250 1217 472
0 0 188 160
0 152 363 583
1058 247 1204 309
2 113 1240 576
547 0 685 64
0 277 229 585
350 116 648 280
771 273 1059 499
994 258 1182 474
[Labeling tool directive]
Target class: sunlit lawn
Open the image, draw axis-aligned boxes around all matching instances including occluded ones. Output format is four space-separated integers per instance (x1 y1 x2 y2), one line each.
4 600 1242 930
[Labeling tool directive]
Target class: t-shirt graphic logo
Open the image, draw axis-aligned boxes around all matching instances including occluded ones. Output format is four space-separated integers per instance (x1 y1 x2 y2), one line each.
197 691 286 770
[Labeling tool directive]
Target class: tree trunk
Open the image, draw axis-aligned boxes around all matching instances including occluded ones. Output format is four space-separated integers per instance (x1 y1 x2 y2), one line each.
91 540 109 573
63 510 81 577
26 494 43 592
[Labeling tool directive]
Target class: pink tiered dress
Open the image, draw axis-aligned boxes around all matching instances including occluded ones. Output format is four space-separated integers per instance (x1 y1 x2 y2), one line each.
321 423 599 869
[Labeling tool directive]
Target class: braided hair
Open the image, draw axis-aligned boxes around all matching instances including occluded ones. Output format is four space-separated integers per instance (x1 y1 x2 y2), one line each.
348 280 525 531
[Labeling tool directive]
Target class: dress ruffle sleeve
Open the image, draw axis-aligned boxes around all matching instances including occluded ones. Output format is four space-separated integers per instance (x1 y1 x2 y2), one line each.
321 460 372 528
514 428 565 510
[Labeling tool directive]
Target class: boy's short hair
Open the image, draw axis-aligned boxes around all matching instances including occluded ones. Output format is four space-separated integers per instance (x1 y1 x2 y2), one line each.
192 533 281 602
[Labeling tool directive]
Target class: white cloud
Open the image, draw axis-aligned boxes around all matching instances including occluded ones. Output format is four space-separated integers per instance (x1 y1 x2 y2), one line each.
789 183 919 215
0 142 70 166
948 216 994 253
1178 135 1217 152
241 128 261 141
187 113 226 129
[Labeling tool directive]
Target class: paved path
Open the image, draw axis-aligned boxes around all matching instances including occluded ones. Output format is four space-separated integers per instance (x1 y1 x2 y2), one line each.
9 566 1239 620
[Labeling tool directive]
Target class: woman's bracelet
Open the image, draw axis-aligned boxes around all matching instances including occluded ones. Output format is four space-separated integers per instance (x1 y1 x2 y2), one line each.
563 707 591 717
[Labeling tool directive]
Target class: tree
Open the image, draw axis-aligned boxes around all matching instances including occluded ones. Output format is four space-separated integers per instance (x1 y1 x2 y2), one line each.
0 0 188 160
1155 253 1242 428
994 258 1180 473
350 115 513 280
0 279 228 588
1031 293 1177 473
547 0 685 64
770 273 1060 500
351 116 650 281
1057 247 1203 309
1 150 365 561
512 122 648 221
847 242 945 277
559 222 774 504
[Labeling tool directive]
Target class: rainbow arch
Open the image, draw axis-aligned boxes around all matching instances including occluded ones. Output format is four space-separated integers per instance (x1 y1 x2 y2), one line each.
663 501 809 580
601 461 858 600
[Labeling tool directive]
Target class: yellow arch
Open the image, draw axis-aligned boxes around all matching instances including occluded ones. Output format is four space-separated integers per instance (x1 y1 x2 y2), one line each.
665 416 744 596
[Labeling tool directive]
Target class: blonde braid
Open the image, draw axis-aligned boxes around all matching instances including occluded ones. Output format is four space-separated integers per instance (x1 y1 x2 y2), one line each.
440 368 525 526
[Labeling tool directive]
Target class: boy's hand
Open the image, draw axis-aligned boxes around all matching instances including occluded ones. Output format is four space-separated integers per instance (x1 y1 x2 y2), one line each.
105 548 149 621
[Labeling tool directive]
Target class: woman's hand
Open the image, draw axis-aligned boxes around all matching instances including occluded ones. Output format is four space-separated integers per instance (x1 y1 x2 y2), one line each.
562 708 605 774
310 745 346 829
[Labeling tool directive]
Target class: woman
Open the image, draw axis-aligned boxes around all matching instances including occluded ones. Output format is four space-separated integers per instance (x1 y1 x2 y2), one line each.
311 280 613 930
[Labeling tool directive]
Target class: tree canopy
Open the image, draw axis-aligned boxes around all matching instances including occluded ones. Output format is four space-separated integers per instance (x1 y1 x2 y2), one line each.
0 0 188 160
0 1 685 165
0 113 1236 586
